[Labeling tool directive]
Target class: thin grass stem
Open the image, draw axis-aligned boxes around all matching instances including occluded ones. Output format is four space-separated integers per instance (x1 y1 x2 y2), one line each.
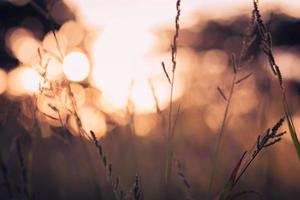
165 0 181 185
208 72 237 198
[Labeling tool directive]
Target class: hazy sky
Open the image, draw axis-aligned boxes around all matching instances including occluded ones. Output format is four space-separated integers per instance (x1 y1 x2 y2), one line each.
62 0 300 29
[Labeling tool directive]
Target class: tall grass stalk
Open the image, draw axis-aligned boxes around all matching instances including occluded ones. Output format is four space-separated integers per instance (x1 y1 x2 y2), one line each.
253 0 300 159
52 32 124 200
163 0 181 185
0 155 13 199
208 57 237 198
16 139 31 200
219 117 285 200
208 5 257 196
37 8 123 197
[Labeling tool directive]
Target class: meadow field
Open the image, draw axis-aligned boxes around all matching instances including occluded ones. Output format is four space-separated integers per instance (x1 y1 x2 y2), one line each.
0 0 300 199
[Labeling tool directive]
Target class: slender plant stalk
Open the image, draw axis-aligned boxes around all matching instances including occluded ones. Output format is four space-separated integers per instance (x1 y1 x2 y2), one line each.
253 0 300 159
208 70 237 197
0 155 13 199
29 1 51 20
174 157 193 200
47 14 126 199
90 131 124 200
208 6 257 196
52 28 123 200
164 0 181 185
132 174 142 200
219 117 285 200
16 139 31 200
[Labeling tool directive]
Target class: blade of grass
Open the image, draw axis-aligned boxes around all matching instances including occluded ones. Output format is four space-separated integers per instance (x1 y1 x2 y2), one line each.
164 0 181 185
283 95 300 158
218 117 285 200
0 155 13 199
220 151 247 200
209 7 256 196
208 71 237 198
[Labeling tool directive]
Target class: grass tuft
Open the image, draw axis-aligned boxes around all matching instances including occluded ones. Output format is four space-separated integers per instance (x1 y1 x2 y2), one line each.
253 0 300 159
218 117 286 200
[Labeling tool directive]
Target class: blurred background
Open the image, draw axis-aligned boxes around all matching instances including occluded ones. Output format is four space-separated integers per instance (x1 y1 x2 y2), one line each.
0 0 300 199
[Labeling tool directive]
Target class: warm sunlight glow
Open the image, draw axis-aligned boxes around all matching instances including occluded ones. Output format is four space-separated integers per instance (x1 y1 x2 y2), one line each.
0 69 8 95
63 0 201 28
275 49 300 81
68 106 107 139
6 28 40 65
83 87 101 107
20 67 43 93
131 79 172 114
36 94 67 127
63 51 90 82
60 83 86 110
134 115 158 137
42 31 67 58
45 56 64 81
60 20 85 47
91 22 159 113
1 1 300 196
7 66 43 96
202 50 227 74
98 94 127 115
130 80 157 114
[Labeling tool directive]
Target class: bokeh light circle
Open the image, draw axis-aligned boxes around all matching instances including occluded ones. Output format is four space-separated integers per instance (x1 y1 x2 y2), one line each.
62 51 90 82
